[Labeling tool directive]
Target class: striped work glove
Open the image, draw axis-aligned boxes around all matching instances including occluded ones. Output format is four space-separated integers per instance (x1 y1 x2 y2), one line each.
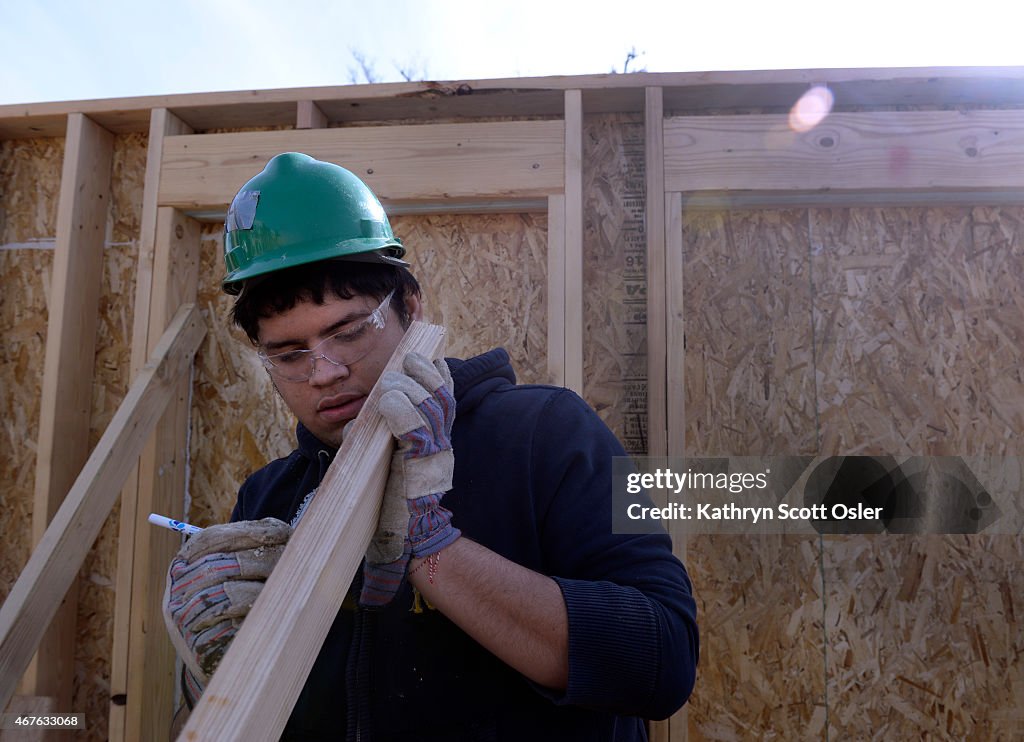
162 517 292 703
360 353 461 606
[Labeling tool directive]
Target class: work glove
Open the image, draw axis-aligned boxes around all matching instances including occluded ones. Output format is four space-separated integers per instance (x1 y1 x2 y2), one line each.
162 517 292 703
360 352 461 606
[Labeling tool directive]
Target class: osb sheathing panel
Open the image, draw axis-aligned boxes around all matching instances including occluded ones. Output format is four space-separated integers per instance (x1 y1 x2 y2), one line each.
681 209 819 455
681 205 1023 739
74 133 146 742
0 133 144 741
393 213 548 382
680 208 824 738
581 113 646 450
811 207 1024 456
823 534 1023 740
686 534 828 739
188 212 548 526
812 206 1024 740
0 137 63 607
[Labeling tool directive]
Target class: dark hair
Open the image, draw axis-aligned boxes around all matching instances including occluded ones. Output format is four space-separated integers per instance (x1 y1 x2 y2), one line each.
230 260 422 345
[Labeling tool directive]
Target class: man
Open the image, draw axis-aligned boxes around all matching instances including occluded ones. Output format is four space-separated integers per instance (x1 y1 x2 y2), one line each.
164 152 698 740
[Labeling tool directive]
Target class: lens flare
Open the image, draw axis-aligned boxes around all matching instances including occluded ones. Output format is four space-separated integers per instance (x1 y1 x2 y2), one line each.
789 85 834 133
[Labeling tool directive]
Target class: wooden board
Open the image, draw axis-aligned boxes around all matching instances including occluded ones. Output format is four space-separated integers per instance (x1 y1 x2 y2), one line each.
645 88 667 458
295 101 327 130
179 321 446 742
664 110 1024 193
4 67 1024 138
0 304 206 711
109 108 192 742
564 91 584 395
124 208 202 742
158 121 565 209
546 195 566 386
23 112 113 720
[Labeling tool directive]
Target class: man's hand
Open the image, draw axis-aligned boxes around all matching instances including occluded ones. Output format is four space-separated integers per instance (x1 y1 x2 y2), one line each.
360 353 461 606
162 517 292 701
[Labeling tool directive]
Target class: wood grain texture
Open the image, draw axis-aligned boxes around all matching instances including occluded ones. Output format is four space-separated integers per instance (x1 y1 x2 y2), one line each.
564 90 584 395
0 304 205 712
645 88 667 458
179 322 446 742
24 112 113 716
4 67 1024 138
665 110 1024 193
109 108 193 742
124 208 202 742
158 121 565 209
547 195 566 386
295 100 327 129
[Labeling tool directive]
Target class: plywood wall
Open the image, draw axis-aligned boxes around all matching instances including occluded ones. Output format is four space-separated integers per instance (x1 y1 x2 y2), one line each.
678 204 1024 740
2 108 1022 742
0 137 63 606
0 132 145 742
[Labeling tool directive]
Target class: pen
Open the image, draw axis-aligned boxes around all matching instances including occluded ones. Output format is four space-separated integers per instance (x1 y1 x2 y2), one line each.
148 512 204 536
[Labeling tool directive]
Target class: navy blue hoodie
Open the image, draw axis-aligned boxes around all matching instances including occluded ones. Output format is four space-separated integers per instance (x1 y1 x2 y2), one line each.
231 349 698 741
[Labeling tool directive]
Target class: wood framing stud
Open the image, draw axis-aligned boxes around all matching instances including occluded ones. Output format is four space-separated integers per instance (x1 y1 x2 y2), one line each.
563 90 584 395
665 191 686 459
110 107 193 742
179 322 447 742
23 111 114 719
125 207 202 742
296 100 328 129
546 195 567 387
645 87 668 458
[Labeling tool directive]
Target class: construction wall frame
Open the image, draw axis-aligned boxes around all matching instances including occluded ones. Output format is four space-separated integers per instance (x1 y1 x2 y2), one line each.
2 67 1023 741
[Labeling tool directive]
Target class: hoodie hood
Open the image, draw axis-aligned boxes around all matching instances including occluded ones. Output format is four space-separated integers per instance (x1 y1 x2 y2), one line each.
447 347 516 414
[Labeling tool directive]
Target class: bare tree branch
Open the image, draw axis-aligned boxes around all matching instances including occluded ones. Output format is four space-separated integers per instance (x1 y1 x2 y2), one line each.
348 49 380 84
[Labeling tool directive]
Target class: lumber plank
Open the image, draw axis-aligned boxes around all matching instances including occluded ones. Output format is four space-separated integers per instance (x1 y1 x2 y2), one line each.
21 112 114 719
665 191 686 460
0 304 206 712
563 90 584 395
296 100 327 129
645 88 667 458
124 208 201 742
179 321 446 742
664 109 1024 193
5 66 1024 138
157 120 565 208
109 109 193 742
663 206 688 742
546 195 566 386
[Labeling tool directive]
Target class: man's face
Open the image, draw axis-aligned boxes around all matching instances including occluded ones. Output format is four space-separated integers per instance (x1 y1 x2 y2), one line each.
256 290 422 448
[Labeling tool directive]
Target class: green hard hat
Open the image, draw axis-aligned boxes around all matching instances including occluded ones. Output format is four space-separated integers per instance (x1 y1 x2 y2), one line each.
222 152 407 294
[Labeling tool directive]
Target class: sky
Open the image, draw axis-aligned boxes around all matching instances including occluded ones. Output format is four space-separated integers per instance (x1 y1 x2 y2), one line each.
1 0 1023 106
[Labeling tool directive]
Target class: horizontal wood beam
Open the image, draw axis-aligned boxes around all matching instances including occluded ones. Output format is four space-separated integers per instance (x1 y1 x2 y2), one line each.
664 110 1024 193
0 304 206 712
180 321 446 742
5 66 1024 138
158 120 565 209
